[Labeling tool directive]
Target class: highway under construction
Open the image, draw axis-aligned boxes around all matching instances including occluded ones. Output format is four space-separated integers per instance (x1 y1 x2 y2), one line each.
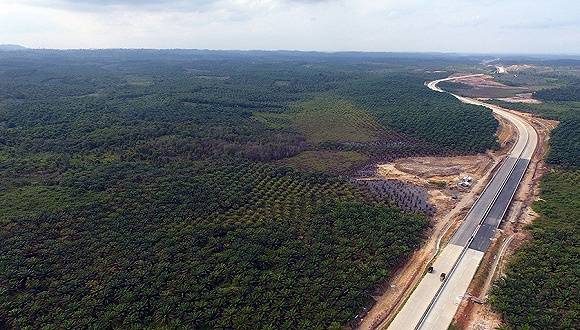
385 75 538 330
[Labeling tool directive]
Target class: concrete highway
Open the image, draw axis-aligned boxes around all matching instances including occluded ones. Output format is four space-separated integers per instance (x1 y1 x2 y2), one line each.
386 75 538 330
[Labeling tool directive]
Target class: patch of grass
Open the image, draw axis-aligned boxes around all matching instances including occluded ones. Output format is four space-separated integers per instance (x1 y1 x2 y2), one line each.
253 111 293 130
447 323 460 330
428 180 447 188
489 100 580 121
280 150 369 174
125 75 153 86
0 185 101 224
294 96 383 144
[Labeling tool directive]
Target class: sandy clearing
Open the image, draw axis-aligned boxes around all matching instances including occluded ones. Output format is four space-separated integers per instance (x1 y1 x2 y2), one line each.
395 155 491 179
495 93 542 104
453 75 513 88
505 64 536 72
495 66 507 74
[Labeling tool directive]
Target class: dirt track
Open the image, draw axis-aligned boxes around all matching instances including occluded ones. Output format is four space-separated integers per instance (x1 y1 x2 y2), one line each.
447 74 537 100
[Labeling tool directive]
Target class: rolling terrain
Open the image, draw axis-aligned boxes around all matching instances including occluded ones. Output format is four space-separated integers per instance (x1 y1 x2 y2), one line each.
0 50 499 329
1 50 576 329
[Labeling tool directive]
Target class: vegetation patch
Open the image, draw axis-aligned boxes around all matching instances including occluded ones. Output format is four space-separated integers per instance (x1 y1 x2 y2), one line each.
125 75 153 86
280 150 369 174
549 118 580 167
0 185 100 224
253 111 293 130
534 83 580 102
489 100 580 167
428 180 447 188
343 75 499 154
294 96 383 144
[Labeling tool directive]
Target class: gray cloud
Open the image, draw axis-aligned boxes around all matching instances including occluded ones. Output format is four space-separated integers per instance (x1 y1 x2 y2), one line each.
2 0 580 53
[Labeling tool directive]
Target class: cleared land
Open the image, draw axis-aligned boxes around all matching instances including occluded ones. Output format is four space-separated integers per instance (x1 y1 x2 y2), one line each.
441 75 534 99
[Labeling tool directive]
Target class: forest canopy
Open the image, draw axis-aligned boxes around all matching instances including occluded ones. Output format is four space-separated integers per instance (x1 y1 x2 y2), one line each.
0 50 499 328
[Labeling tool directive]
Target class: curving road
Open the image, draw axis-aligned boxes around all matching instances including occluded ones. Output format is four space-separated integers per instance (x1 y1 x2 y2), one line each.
385 75 538 330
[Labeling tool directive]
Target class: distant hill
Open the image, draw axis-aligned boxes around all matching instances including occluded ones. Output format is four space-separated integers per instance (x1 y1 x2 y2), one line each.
0 44 28 51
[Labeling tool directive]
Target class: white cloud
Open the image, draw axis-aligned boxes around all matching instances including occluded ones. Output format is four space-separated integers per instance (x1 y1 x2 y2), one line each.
1 0 579 53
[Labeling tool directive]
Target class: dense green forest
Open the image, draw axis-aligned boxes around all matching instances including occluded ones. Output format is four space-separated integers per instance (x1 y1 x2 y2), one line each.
490 170 579 329
533 83 580 102
0 50 498 328
488 100 580 167
342 76 499 153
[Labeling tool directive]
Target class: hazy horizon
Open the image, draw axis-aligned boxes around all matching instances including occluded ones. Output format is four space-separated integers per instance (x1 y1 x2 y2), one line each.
1 0 580 54
2 44 580 56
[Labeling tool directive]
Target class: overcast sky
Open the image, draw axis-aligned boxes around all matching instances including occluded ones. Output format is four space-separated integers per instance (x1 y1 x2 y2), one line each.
1 0 579 54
